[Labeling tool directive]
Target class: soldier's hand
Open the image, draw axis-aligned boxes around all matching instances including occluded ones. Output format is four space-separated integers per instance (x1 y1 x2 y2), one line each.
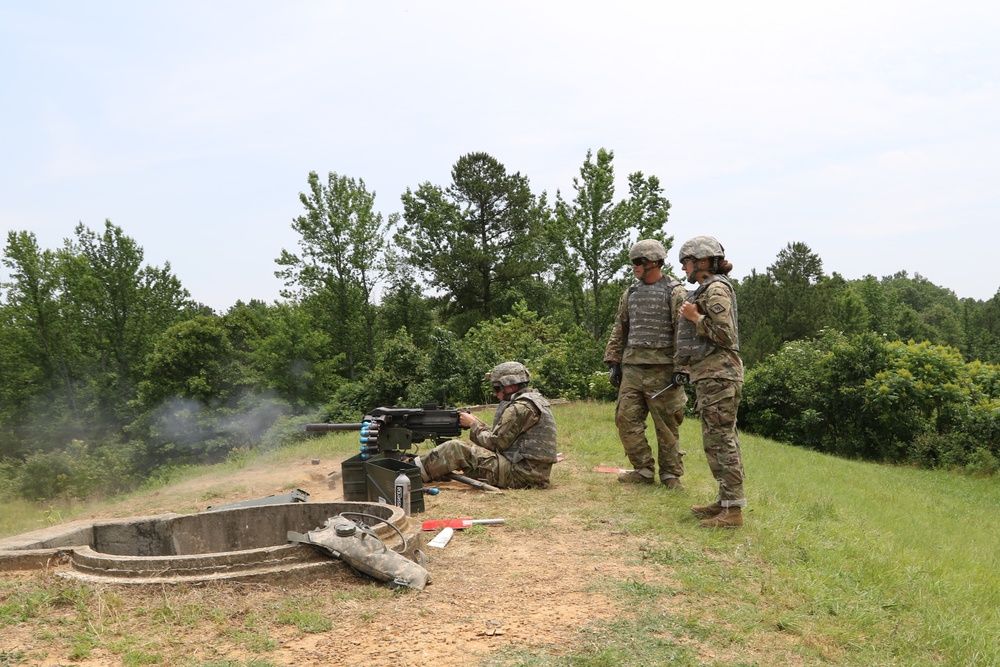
679 302 701 322
609 363 623 388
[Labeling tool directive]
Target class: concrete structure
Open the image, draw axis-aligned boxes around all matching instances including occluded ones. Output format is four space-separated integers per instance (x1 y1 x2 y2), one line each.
0 501 423 585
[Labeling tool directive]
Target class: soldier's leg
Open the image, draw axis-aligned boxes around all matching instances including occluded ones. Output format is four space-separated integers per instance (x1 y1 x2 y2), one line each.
614 364 655 481
696 380 746 508
417 440 506 487
646 366 687 484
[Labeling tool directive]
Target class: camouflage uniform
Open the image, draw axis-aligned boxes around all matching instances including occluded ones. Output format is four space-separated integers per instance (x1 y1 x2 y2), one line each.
676 275 746 508
604 276 689 483
419 389 558 489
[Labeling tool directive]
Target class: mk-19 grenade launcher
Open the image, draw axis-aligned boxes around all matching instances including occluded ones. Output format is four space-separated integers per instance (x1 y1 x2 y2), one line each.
305 405 465 458
305 405 469 512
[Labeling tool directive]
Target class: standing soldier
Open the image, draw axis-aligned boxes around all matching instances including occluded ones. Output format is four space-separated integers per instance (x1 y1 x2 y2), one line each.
676 236 747 528
604 239 689 488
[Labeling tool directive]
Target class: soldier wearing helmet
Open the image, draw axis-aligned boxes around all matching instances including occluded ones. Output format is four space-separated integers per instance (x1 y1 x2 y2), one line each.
413 361 558 489
603 239 689 489
676 235 747 528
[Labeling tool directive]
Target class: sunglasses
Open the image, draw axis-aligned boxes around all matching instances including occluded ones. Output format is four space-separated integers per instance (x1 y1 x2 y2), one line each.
631 257 648 266
492 384 504 392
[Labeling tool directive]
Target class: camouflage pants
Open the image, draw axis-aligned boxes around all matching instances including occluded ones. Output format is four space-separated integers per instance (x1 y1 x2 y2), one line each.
614 364 687 480
694 378 746 507
420 440 512 488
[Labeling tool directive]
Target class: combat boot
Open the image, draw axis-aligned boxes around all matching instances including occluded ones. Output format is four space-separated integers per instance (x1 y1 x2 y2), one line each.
617 469 655 485
690 502 725 518
699 507 743 528
661 477 685 491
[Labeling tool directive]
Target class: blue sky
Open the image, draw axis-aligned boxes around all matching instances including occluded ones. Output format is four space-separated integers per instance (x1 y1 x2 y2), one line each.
2 1 998 310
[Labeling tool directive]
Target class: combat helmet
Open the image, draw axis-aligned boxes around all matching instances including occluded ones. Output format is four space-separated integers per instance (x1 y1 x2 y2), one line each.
629 239 668 262
486 361 530 387
678 236 725 262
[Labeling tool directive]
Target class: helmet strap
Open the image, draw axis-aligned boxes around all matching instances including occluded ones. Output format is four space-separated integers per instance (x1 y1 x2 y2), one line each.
639 260 662 284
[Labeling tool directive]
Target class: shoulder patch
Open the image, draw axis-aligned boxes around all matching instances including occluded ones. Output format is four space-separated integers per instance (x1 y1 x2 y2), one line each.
709 303 726 315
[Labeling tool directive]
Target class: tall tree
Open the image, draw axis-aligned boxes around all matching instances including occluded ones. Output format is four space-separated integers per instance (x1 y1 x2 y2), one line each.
377 247 434 349
551 148 674 341
397 152 547 333
1 223 191 450
856 275 898 337
736 242 848 367
62 221 192 425
964 290 1000 364
768 241 828 342
1 231 83 421
276 170 390 379
735 268 781 368
880 271 965 350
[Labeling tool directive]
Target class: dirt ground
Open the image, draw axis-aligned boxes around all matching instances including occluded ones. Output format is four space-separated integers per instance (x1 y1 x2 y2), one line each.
1 456 709 667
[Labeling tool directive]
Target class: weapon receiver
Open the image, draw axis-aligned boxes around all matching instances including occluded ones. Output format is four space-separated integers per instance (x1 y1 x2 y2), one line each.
306 405 464 459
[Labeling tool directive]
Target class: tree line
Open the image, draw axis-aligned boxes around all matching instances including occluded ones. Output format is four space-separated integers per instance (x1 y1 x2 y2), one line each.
2 149 999 501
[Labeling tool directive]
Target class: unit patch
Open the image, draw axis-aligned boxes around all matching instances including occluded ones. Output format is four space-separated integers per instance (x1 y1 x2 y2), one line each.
709 303 726 314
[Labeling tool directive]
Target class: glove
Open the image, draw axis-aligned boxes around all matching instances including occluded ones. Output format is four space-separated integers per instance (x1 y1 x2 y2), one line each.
609 363 623 388
672 371 690 386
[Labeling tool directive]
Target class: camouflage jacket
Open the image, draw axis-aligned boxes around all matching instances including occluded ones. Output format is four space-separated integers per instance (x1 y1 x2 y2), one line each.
470 389 558 464
675 276 743 383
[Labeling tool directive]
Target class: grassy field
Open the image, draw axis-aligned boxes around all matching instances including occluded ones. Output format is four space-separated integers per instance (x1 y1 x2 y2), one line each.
2 400 1000 666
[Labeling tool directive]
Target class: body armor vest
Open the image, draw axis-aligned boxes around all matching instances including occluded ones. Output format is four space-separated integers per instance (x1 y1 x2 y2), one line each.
626 277 681 349
675 275 740 366
492 390 558 465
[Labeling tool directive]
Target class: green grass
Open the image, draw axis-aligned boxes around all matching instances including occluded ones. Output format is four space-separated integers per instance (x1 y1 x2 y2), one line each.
514 401 1000 666
3 401 1000 665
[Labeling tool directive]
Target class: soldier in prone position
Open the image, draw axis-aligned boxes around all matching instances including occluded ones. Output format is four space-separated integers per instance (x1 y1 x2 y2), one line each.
604 239 689 489
413 362 558 489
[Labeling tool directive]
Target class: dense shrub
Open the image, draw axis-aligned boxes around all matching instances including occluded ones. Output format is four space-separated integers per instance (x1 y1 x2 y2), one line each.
742 330 1000 471
3 439 140 501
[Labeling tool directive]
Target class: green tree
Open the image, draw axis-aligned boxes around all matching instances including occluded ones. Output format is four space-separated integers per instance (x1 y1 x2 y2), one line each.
550 148 675 341
880 271 964 349
136 315 235 407
736 242 846 367
964 290 1000 364
242 301 341 408
276 171 390 379
855 275 897 337
768 241 830 341
736 269 782 368
397 152 548 333
1 231 84 426
376 247 434 350
828 281 871 335
63 221 192 425
1 223 190 450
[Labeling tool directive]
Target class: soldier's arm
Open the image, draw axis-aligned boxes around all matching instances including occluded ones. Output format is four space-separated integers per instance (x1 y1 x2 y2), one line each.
603 292 630 364
470 402 539 453
695 283 738 348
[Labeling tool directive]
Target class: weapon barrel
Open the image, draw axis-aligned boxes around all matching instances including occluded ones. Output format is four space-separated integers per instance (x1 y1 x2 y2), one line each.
304 423 364 433
444 472 502 493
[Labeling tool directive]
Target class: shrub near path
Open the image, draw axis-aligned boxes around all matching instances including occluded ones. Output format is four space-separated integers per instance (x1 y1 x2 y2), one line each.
2 401 1000 666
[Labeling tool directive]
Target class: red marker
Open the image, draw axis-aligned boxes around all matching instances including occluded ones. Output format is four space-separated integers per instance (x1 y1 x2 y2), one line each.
421 518 504 531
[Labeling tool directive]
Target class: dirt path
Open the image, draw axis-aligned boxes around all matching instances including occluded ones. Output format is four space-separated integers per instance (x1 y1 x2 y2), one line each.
2 455 700 666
